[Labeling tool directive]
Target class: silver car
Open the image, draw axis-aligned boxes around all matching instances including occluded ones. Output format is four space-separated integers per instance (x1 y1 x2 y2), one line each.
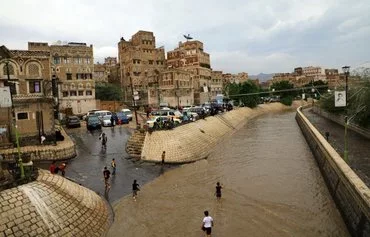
100 115 112 127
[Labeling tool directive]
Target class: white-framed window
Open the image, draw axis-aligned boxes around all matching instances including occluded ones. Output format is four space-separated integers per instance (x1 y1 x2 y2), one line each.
86 57 90 64
86 90 92 96
78 90 84 96
29 81 42 93
62 91 68 97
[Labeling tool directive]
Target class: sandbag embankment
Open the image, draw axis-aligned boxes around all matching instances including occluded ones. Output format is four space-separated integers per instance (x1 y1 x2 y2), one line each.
141 103 289 163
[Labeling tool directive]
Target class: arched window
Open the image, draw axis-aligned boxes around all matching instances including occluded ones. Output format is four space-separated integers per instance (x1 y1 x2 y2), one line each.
28 63 40 77
86 83 91 90
70 83 76 90
3 63 15 75
78 83 84 89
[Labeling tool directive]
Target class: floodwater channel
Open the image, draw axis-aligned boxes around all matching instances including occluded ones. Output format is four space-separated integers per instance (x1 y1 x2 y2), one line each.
108 111 349 236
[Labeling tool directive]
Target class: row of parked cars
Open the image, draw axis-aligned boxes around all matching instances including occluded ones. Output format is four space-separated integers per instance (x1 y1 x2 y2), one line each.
145 103 233 130
65 109 133 130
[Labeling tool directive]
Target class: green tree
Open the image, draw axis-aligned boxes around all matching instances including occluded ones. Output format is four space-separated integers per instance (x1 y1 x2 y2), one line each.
270 80 295 105
95 83 123 101
239 81 260 108
320 79 370 128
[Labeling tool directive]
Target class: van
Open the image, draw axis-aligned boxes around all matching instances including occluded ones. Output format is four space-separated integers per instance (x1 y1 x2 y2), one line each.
93 110 112 118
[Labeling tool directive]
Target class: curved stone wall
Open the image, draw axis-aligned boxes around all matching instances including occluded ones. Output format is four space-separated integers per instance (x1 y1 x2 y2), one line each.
0 129 76 162
0 170 111 237
296 107 370 236
141 103 290 163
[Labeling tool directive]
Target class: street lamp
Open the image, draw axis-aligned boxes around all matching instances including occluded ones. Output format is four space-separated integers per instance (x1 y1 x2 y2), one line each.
342 65 350 162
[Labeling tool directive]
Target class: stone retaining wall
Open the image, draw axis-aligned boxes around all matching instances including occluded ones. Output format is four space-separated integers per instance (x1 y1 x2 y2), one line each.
0 170 111 237
141 103 289 163
0 129 76 162
296 107 370 236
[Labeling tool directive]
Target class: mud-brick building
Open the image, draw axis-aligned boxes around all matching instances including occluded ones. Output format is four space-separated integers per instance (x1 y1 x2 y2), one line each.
118 31 166 106
28 42 97 115
147 69 194 107
0 46 55 145
167 40 212 105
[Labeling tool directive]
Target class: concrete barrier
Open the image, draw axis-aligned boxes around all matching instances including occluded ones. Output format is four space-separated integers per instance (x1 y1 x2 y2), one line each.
141 103 290 163
296 107 370 236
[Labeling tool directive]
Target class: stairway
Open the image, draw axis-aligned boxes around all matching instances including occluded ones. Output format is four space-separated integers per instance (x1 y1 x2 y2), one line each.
126 130 146 159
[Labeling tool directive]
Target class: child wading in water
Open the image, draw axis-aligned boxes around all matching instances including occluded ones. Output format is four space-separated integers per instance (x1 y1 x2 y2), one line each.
215 182 222 201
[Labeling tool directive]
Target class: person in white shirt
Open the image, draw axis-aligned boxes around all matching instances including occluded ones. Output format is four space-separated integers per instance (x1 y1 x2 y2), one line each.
201 210 214 237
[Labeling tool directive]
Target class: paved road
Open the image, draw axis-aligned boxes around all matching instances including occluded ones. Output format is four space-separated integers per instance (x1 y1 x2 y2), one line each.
303 108 370 186
35 123 175 204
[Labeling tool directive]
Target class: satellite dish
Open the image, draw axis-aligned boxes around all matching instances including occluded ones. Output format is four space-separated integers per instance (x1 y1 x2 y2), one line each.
183 34 193 41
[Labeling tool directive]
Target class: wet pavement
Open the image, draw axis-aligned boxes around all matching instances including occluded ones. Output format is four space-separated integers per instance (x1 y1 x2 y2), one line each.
35 122 175 203
303 108 370 186
108 111 349 236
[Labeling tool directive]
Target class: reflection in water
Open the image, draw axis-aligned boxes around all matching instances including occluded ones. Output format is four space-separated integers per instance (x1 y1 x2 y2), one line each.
108 112 349 236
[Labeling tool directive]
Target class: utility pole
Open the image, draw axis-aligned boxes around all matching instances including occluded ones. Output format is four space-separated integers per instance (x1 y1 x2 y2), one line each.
342 66 350 162
129 74 139 127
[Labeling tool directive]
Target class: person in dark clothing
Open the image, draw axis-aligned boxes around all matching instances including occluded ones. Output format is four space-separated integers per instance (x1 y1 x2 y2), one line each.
110 116 115 127
103 166 111 193
215 182 222 201
99 132 108 149
55 163 66 177
132 179 140 200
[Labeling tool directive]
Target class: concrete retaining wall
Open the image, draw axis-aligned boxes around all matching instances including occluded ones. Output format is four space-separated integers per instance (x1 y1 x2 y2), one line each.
296 107 370 237
0 129 76 162
141 103 289 163
0 170 111 237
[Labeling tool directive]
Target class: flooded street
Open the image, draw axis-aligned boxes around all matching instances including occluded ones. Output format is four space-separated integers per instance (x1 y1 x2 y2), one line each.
108 111 349 236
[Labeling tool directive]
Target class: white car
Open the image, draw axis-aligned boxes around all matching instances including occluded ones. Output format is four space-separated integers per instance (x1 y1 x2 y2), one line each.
100 115 112 127
121 109 133 121
146 116 182 128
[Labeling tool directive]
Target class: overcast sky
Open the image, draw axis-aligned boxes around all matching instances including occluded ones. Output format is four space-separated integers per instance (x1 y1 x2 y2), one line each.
1 0 369 74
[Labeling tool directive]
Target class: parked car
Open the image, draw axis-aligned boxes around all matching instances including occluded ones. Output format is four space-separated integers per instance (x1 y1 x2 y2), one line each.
83 109 100 121
121 109 133 121
116 112 129 124
66 116 81 128
182 108 199 121
86 115 101 130
100 115 112 127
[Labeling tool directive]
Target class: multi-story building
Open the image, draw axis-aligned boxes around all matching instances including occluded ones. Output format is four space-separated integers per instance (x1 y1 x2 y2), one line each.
210 70 223 99
94 57 120 84
94 63 108 82
28 42 97 115
104 57 117 67
325 69 340 88
167 40 211 105
147 69 193 107
302 66 326 81
0 45 55 144
118 31 166 106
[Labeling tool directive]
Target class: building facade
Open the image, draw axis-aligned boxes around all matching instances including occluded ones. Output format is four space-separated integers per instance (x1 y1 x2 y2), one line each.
147 69 193 107
302 66 326 81
167 40 211 105
210 70 223 99
28 42 97 115
0 46 55 144
118 31 166 106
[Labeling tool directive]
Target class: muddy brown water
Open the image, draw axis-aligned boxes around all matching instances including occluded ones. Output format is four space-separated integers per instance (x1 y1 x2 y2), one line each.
108 111 349 237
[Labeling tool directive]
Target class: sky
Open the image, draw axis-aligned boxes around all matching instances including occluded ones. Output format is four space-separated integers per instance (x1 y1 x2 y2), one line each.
1 0 369 75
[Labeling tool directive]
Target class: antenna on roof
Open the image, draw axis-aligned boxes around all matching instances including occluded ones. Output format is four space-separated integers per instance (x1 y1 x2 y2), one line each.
183 34 193 41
